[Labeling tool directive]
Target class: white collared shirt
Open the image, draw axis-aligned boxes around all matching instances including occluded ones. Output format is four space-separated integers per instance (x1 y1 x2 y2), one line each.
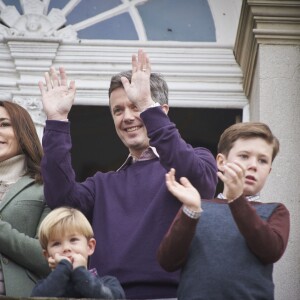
117 146 159 171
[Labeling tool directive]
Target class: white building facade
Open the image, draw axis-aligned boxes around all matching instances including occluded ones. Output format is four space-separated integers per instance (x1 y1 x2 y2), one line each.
0 0 299 299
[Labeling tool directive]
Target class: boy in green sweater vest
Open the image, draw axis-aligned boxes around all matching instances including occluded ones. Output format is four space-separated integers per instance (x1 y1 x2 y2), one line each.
158 122 290 300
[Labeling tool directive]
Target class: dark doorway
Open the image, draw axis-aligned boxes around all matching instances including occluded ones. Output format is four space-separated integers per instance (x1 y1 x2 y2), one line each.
69 105 242 195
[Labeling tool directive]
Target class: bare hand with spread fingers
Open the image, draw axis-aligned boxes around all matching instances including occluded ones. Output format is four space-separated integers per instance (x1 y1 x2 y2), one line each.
39 66 76 120
121 49 154 111
166 168 202 213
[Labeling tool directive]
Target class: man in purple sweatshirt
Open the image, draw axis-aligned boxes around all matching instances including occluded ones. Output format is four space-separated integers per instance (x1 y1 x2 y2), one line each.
38 49 218 299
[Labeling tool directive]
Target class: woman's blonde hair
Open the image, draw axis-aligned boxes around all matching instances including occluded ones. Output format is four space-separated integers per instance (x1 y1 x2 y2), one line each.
38 207 94 250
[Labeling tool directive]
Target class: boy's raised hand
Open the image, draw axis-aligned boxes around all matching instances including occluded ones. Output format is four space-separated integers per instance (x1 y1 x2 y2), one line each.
166 168 202 212
217 161 245 202
39 66 76 120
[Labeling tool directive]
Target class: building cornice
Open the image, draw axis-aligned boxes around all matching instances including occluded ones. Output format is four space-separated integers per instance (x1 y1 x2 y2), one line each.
234 0 300 95
0 40 247 113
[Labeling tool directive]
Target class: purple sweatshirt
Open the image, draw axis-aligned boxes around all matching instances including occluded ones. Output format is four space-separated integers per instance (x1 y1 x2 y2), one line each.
41 107 218 299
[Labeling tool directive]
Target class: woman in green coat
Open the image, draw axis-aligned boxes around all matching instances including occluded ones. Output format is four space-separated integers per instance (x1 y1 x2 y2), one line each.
0 101 50 297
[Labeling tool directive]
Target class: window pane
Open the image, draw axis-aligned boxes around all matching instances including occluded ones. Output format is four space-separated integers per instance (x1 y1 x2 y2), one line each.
3 0 216 41
3 0 22 14
50 0 121 24
138 0 216 41
77 13 138 40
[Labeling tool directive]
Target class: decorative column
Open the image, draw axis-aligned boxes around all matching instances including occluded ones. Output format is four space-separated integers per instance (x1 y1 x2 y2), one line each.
0 0 77 139
234 1 300 299
7 39 61 139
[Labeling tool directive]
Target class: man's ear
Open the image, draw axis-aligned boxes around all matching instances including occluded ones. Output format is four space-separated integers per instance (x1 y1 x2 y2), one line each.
87 238 96 256
161 104 169 115
216 153 226 171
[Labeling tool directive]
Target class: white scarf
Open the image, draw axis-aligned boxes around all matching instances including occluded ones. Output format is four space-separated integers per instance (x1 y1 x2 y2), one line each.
0 154 26 200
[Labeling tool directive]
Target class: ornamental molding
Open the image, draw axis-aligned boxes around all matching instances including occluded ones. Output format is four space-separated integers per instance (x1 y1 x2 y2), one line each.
0 39 247 112
234 0 300 96
12 95 45 125
0 0 77 40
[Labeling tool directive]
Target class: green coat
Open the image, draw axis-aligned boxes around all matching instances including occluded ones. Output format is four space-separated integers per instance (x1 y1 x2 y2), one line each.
0 176 51 297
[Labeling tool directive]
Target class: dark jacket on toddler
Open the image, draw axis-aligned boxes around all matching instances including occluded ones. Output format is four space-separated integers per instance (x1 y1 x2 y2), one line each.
31 259 125 299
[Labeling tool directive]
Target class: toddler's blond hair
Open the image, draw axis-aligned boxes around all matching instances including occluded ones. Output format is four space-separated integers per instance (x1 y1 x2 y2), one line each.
38 207 94 250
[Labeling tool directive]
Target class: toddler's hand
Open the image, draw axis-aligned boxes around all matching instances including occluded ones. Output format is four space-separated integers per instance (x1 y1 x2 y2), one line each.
48 253 72 270
72 253 87 270
47 256 57 270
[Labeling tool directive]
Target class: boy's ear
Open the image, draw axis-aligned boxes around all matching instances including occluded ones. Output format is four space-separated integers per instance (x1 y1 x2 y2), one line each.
43 249 49 259
216 153 226 171
87 238 96 256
